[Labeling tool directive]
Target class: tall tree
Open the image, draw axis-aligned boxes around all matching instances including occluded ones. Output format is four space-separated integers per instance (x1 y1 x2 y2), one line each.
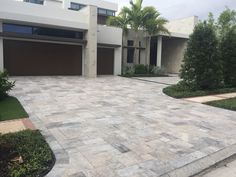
220 26 236 87
217 7 236 37
180 21 223 90
107 0 169 65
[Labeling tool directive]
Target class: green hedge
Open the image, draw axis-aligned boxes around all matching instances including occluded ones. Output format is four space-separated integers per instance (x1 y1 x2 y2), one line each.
163 83 236 99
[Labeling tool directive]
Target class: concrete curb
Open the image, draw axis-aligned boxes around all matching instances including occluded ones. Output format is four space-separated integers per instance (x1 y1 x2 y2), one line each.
160 143 236 177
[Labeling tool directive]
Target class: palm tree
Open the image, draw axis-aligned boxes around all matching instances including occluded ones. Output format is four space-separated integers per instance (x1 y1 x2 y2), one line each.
107 0 169 65
107 12 129 73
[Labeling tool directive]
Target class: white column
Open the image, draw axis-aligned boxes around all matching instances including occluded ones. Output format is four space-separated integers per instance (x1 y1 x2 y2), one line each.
84 6 97 78
0 21 3 71
156 36 162 67
114 47 122 75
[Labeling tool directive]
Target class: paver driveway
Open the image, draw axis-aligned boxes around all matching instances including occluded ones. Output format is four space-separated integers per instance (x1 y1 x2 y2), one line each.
11 76 236 177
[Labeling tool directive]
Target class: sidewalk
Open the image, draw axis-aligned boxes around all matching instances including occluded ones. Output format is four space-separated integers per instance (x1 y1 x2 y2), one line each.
203 159 236 177
0 118 36 134
183 92 236 103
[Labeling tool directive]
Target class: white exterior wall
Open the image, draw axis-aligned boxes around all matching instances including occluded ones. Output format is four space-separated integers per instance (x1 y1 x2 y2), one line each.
165 16 198 35
97 25 122 45
162 38 188 73
0 0 88 30
44 0 63 8
0 21 3 70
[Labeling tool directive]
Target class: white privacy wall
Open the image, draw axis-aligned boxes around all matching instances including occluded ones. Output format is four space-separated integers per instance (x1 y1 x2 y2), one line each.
165 16 199 35
0 0 89 30
97 25 122 45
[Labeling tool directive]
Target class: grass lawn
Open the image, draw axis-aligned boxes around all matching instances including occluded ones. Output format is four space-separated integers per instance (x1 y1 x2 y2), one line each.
0 130 55 177
163 84 236 99
205 97 236 111
0 97 28 121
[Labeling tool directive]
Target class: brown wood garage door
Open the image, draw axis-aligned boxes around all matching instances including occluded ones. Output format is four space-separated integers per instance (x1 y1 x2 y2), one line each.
97 48 114 75
3 40 82 76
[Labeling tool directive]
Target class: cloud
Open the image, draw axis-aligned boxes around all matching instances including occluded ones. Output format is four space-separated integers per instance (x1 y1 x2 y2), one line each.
109 0 236 20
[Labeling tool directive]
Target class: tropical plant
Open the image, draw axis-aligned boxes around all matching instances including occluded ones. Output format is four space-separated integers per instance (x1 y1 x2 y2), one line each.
180 21 223 90
0 70 15 100
107 0 169 64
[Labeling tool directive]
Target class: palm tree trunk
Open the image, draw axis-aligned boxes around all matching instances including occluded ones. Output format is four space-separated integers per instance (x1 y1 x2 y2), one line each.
133 32 139 65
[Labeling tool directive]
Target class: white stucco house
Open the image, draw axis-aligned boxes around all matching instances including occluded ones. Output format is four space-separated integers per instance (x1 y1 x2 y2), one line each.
0 0 198 77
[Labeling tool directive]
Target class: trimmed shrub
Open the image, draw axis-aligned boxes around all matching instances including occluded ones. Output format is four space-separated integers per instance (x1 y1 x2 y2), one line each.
0 70 15 100
134 64 147 74
180 22 223 90
220 26 236 87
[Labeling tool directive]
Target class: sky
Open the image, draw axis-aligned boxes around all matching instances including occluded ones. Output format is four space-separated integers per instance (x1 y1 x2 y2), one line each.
109 0 236 21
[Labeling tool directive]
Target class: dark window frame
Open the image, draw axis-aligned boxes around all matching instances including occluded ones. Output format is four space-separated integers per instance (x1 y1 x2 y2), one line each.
69 2 86 11
3 23 84 40
98 8 115 16
127 48 134 63
127 40 134 46
23 0 44 5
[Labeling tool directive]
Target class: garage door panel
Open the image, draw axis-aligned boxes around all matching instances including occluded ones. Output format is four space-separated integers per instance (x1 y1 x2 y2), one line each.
97 48 114 75
3 40 82 76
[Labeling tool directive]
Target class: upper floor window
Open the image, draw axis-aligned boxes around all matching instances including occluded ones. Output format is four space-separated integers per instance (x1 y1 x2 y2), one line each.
3 23 84 40
24 0 44 5
69 2 86 11
98 8 115 16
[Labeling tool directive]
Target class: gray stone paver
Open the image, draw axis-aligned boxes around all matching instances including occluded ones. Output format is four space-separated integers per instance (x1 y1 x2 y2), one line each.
10 76 236 177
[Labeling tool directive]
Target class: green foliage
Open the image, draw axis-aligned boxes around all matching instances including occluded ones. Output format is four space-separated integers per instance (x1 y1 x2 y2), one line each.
217 7 236 37
0 97 28 121
107 13 129 34
0 130 54 177
107 0 169 64
134 64 146 74
0 70 15 100
123 66 135 76
122 64 166 77
180 21 223 90
163 83 236 99
220 26 236 87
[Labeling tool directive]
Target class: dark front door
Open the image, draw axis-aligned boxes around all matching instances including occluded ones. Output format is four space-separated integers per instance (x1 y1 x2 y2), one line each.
97 47 114 75
3 40 82 76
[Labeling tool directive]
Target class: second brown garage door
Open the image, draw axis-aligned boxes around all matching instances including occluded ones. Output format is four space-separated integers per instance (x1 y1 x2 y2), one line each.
4 40 82 76
97 48 114 75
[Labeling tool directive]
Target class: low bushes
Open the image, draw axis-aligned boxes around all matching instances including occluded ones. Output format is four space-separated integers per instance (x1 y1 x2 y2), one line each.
0 70 15 100
123 64 167 77
0 130 55 177
163 83 236 99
